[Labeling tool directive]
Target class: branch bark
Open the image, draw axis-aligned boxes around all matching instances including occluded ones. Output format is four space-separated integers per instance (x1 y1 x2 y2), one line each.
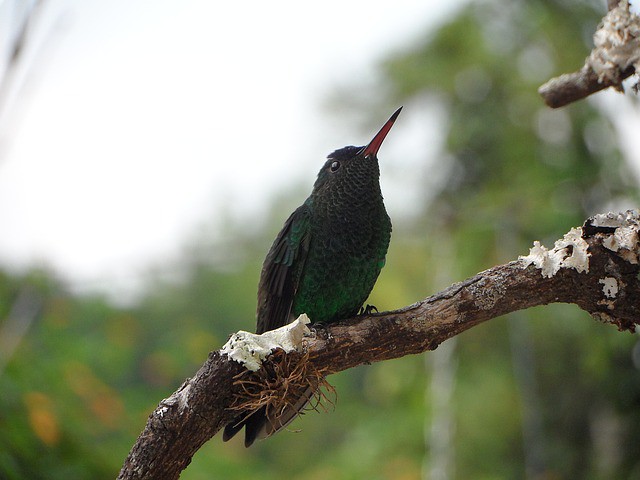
539 0 640 108
118 211 640 480
538 64 635 109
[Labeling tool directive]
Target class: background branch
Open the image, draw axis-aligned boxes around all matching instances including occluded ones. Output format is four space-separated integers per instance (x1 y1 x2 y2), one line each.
118 211 640 479
538 64 635 109
539 0 639 108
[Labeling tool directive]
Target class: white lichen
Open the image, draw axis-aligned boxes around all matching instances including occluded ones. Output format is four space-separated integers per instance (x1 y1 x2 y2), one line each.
588 0 640 88
591 210 640 264
519 227 590 278
603 225 640 264
591 210 639 228
599 277 619 299
157 406 169 418
221 314 311 372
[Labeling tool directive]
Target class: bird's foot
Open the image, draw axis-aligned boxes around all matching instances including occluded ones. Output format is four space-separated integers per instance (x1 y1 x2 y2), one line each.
359 304 378 315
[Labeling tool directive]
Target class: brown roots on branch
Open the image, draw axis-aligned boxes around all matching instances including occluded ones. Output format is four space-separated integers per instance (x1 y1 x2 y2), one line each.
227 349 337 426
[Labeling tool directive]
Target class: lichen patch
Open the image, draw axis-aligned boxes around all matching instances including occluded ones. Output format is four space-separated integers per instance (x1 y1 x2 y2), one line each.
221 315 311 372
599 277 619 299
588 0 640 89
469 277 506 311
602 225 639 264
519 227 590 278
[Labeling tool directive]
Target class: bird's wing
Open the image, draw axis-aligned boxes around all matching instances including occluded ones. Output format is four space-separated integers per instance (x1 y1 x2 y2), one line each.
256 204 311 334
223 204 312 446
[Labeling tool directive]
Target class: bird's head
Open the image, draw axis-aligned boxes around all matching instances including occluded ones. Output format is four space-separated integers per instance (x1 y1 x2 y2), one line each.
311 107 402 197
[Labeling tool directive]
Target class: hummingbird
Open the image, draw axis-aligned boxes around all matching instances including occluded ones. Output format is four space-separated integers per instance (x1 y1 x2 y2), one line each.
223 107 401 447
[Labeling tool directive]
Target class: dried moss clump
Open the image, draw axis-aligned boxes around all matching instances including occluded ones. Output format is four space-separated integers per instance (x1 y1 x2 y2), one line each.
228 349 336 429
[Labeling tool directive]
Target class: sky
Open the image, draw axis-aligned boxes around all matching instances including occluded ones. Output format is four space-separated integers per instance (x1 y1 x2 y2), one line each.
0 0 462 300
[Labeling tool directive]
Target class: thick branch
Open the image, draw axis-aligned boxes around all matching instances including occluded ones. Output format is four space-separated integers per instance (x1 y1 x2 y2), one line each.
539 1 639 108
118 211 640 480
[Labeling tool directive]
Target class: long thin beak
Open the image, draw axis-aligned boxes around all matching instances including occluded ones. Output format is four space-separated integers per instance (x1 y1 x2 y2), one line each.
361 106 403 158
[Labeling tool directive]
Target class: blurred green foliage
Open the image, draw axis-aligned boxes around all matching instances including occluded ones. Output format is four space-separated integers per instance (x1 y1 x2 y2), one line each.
1 0 640 479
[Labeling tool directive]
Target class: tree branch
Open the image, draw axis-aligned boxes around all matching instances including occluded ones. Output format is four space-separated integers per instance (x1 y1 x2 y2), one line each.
118 211 640 480
539 0 640 108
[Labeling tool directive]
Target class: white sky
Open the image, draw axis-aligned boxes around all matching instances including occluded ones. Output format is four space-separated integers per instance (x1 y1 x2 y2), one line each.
0 0 461 298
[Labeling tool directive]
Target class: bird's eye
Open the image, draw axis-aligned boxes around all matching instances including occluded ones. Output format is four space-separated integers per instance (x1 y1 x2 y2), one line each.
329 160 340 172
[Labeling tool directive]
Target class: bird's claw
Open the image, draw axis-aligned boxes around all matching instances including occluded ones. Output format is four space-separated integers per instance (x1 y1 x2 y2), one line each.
359 304 378 315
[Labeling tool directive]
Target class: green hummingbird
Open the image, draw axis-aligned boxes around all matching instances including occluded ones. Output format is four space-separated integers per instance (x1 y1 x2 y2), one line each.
223 107 401 447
